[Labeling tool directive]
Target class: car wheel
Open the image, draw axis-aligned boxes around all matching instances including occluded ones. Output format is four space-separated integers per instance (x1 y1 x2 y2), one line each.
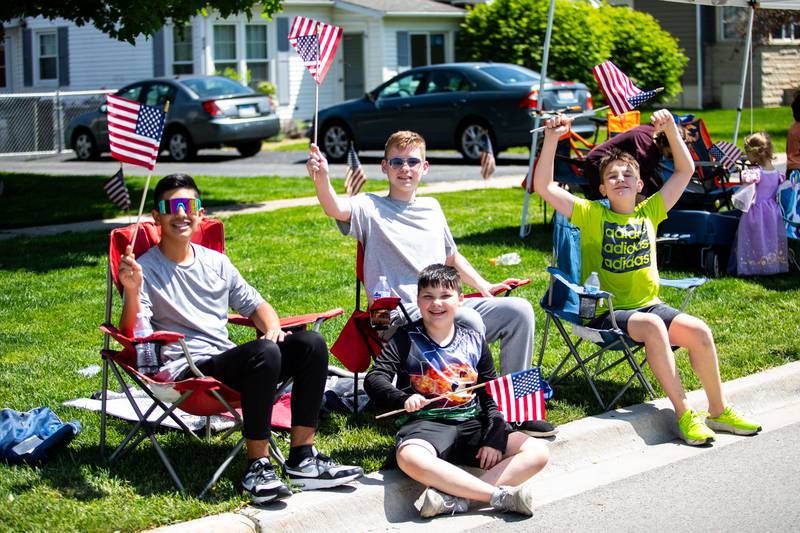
236 141 262 158
167 128 196 162
457 121 493 162
703 249 720 278
320 122 351 163
72 130 99 161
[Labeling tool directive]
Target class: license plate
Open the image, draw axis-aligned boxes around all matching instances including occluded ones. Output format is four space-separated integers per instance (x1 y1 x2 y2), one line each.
238 105 258 117
557 90 574 101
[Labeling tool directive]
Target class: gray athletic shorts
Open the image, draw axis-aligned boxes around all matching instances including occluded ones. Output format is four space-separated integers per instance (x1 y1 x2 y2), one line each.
588 303 682 334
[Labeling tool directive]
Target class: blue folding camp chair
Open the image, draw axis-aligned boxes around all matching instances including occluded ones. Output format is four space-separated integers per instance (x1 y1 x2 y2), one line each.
536 211 708 410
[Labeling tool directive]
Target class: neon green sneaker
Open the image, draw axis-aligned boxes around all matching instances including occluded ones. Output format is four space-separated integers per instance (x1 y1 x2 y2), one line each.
706 406 762 436
677 408 716 446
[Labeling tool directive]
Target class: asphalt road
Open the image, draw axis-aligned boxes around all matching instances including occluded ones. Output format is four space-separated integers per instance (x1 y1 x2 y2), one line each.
0 148 532 182
469 420 800 533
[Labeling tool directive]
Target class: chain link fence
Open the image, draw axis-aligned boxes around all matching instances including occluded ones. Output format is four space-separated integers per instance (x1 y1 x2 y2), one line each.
0 89 113 156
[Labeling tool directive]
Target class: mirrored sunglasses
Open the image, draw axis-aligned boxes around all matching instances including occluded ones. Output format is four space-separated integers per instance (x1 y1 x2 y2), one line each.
157 197 202 215
387 157 422 169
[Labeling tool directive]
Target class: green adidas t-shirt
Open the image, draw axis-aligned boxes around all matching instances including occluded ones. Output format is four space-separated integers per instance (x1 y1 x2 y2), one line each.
570 192 667 311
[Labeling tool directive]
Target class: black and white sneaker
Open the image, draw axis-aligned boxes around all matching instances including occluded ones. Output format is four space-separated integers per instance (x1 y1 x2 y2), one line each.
512 420 559 438
242 458 292 504
284 449 363 490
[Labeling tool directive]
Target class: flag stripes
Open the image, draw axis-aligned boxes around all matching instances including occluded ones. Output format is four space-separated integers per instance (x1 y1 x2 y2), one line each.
710 141 743 172
485 368 546 423
344 143 366 196
288 16 342 84
107 94 166 171
479 136 496 180
103 168 131 210
592 61 657 116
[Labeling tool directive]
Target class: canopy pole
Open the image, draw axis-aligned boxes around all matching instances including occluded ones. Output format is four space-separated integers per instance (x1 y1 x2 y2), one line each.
696 4 703 109
732 3 755 146
520 0 556 237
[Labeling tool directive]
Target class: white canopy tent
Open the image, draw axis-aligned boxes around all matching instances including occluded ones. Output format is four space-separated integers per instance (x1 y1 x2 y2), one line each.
520 0 800 236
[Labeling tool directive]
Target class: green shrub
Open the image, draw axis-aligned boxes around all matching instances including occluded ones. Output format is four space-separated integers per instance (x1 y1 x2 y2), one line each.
457 0 687 102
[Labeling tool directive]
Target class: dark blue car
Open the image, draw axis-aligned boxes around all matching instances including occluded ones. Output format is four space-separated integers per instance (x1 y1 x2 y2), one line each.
314 62 594 162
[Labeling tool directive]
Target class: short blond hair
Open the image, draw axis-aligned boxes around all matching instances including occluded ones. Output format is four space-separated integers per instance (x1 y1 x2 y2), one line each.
384 130 426 160
744 131 773 166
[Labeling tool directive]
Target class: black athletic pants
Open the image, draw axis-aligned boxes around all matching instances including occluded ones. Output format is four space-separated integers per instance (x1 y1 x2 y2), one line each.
196 330 328 440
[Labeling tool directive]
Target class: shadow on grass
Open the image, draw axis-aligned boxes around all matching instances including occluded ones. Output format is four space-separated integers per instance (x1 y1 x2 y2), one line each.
0 231 107 273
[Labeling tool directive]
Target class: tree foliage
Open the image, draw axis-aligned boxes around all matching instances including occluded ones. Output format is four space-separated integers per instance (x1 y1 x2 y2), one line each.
457 0 688 102
1 1 283 44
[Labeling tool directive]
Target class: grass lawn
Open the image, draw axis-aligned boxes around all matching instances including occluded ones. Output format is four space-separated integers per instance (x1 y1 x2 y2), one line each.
1 187 799 531
0 173 388 230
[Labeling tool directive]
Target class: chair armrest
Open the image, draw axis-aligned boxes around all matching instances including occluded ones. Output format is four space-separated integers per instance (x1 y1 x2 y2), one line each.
546 267 612 299
465 278 531 298
660 277 708 290
100 324 185 347
229 308 346 331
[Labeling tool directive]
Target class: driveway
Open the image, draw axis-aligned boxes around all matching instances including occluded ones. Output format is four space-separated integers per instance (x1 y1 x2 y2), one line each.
0 149 532 182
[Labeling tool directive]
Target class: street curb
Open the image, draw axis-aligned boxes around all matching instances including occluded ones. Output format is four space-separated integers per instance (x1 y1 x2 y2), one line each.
150 360 800 533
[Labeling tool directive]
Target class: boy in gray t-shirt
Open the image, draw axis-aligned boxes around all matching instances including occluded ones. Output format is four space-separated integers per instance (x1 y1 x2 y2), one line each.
307 131 555 437
118 174 362 503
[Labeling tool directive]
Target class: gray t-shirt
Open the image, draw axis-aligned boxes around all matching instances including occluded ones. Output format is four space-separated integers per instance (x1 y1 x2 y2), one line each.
337 193 457 304
132 243 265 380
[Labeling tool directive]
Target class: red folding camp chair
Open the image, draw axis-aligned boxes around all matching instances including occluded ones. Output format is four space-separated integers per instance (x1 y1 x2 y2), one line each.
99 218 343 498
330 242 530 411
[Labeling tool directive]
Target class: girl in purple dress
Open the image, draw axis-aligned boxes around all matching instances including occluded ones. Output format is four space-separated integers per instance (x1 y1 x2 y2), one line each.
729 132 789 276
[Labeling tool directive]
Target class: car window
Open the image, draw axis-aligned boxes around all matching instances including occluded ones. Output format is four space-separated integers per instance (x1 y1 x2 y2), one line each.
422 71 470 94
377 72 425 99
117 84 143 102
142 83 176 106
181 77 252 98
479 65 540 84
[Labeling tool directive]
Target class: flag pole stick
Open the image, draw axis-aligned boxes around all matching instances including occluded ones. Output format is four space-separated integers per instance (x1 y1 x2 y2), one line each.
528 105 610 133
313 23 321 147
375 382 486 419
129 100 170 251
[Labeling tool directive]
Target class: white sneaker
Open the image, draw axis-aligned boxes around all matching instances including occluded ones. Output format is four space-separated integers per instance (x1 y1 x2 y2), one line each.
491 484 534 516
284 450 363 490
420 487 469 518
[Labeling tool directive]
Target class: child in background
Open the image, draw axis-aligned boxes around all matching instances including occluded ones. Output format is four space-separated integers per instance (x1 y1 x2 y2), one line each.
787 92 800 180
729 132 789 276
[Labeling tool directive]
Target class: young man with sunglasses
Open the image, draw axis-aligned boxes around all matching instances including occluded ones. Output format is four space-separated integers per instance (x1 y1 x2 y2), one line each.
307 132 555 437
118 173 362 504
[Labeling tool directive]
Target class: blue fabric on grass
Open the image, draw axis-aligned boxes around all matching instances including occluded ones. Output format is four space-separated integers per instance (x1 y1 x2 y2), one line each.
0 407 80 464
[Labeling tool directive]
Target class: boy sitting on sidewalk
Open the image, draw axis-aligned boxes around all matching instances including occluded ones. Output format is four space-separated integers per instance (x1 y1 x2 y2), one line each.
533 111 760 445
364 264 549 518
118 174 362 503
307 131 554 437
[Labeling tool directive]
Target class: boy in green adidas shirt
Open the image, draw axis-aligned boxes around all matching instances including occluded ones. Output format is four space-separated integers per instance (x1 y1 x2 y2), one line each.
534 110 760 446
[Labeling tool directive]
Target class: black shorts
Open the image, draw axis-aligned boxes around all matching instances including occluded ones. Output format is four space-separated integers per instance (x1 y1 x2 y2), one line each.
396 418 508 468
588 303 682 334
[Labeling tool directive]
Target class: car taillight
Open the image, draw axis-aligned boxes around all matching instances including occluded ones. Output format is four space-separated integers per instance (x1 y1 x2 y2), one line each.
519 88 539 109
587 93 593 110
202 100 223 116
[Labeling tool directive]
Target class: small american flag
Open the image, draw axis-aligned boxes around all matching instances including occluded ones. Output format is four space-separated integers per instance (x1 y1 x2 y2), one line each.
103 168 131 210
288 16 342 85
592 61 658 116
344 143 366 196
485 368 547 423
479 136 496 180
710 141 743 173
107 94 165 171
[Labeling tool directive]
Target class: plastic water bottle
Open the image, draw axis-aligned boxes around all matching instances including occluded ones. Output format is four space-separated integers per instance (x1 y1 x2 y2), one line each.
490 252 521 266
134 311 159 376
370 276 392 330
579 271 600 319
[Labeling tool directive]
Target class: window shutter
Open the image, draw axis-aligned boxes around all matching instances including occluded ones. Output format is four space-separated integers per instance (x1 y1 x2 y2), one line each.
396 31 409 68
277 18 289 52
153 29 165 77
23 29 32 86
57 27 70 86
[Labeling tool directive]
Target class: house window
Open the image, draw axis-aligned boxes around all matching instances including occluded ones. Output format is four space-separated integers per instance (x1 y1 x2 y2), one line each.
245 24 269 85
720 7 748 41
37 32 58 81
0 42 6 88
173 25 193 74
213 24 237 74
771 23 800 42
410 33 446 68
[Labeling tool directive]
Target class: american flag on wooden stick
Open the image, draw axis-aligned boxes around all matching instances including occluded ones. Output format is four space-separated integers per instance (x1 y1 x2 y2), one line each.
288 16 343 84
106 94 166 171
344 143 366 196
485 368 547 423
479 135 496 180
710 141 743 173
103 168 131 210
592 61 658 116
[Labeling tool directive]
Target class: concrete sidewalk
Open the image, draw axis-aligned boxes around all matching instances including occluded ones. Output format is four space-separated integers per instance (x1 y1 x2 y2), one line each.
0 176 522 241
151 361 800 533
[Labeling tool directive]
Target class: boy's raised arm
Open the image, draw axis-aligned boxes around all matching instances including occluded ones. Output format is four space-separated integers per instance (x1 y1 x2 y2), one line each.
307 144 353 222
533 115 577 219
654 109 695 211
